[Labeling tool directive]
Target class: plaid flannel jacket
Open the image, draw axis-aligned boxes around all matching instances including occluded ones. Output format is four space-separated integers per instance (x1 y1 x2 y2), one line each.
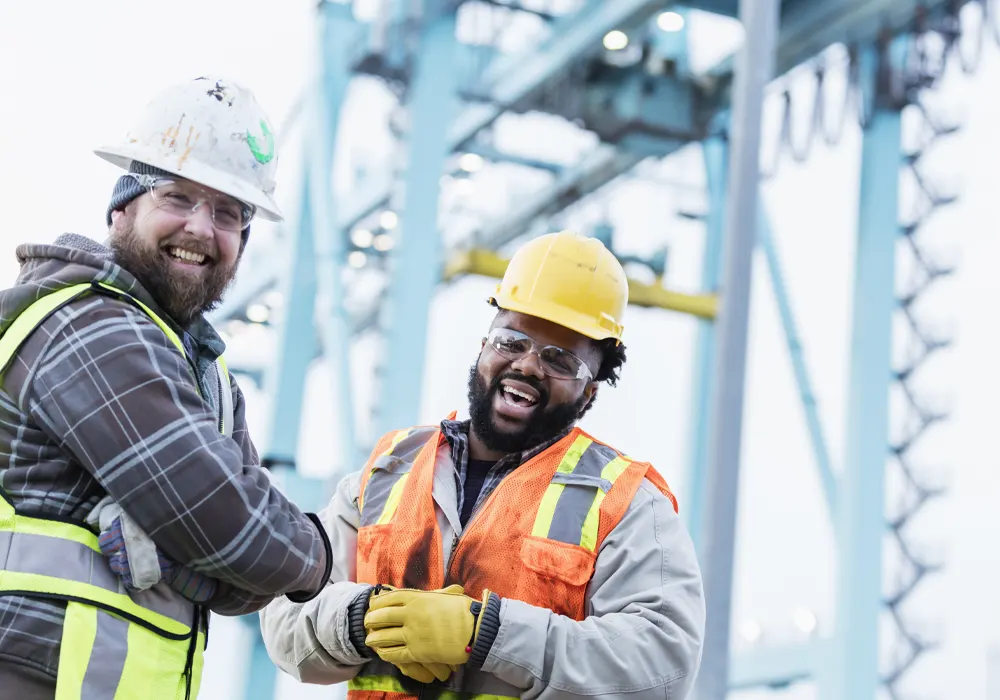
0 234 328 681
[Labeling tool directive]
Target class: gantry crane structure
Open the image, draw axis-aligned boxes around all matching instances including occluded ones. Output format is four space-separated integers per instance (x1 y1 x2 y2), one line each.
209 0 988 697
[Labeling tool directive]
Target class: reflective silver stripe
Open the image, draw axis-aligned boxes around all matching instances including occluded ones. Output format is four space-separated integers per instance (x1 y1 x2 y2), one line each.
546 442 620 547
385 426 438 463
352 661 521 698
360 427 438 527
0 529 194 626
360 463 407 527
80 610 129 700
217 358 234 438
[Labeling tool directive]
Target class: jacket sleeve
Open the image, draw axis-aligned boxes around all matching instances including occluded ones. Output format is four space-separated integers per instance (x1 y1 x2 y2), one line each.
202 375 294 616
482 479 706 700
258 469 372 685
11 296 330 602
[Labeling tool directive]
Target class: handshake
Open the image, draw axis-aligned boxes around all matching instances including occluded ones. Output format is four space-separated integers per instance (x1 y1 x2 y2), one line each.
353 584 496 684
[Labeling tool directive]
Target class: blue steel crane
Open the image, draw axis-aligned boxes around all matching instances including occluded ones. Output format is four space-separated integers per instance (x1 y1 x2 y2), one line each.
209 0 980 697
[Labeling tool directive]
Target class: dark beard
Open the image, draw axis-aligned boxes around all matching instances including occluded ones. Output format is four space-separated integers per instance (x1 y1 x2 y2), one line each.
467 363 586 455
110 221 236 328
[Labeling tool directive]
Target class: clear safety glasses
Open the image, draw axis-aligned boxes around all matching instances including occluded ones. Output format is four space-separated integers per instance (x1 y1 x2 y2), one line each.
127 173 255 233
485 327 594 381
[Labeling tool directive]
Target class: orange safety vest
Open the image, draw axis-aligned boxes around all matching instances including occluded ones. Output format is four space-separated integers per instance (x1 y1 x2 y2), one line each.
349 419 677 699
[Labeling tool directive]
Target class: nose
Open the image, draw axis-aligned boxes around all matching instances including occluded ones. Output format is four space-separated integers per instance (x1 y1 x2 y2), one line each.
184 202 216 240
510 349 545 380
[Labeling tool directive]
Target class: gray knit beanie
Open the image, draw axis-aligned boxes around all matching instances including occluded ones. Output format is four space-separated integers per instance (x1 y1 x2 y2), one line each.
106 162 251 251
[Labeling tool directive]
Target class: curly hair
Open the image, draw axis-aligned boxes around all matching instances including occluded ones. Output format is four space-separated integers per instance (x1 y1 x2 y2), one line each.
595 338 627 387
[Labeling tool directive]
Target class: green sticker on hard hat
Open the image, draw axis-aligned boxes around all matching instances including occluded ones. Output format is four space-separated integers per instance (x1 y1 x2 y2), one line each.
247 119 274 164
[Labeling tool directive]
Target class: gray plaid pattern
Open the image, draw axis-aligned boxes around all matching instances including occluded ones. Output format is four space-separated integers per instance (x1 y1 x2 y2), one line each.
441 418 570 523
0 234 327 680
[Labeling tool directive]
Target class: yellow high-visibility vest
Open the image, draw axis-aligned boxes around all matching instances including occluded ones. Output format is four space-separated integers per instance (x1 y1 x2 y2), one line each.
0 281 234 699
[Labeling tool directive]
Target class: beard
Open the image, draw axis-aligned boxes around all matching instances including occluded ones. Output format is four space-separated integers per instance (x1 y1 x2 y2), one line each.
467 363 587 455
110 219 237 328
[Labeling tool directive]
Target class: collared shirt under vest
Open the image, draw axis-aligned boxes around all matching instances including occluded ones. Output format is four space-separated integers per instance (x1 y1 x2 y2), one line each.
0 282 234 700
350 418 678 699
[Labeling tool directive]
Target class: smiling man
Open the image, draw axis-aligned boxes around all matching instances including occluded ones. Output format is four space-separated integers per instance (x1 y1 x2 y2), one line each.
0 77 332 700
259 231 706 699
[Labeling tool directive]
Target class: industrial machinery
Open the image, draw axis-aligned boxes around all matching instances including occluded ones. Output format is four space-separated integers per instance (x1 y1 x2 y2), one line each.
210 0 986 696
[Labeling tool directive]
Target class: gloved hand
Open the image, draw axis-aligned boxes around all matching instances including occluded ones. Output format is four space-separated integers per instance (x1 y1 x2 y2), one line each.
364 584 490 669
98 516 217 603
364 586 460 684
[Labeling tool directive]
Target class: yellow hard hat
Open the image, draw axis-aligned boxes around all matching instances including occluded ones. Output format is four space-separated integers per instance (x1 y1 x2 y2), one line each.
489 231 628 342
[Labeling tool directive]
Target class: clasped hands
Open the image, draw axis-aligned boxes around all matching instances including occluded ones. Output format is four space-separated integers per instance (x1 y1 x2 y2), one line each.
363 584 490 684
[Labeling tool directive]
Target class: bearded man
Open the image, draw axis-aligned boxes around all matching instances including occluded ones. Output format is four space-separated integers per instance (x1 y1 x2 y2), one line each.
259 231 706 699
0 76 332 700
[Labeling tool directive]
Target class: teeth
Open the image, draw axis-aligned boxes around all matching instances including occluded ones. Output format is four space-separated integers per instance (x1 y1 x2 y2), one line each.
168 247 206 264
503 386 537 404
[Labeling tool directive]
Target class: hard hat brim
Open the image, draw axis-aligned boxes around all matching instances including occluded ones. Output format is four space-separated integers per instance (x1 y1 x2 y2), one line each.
489 292 623 343
94 143 284 222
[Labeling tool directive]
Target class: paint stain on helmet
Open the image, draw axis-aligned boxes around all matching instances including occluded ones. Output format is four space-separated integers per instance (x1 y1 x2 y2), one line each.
161 113 186 149
247 119 275 164
204 80 235 106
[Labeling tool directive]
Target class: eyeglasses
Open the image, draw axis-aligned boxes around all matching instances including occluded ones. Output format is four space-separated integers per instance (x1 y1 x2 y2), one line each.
128 173 255 233
485 328 594 380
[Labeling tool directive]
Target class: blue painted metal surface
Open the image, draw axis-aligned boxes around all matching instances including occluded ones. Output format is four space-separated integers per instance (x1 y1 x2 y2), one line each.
260 165 318 469
461 141 564 174
374 12 461 437
243 624 278 700
335 0 672 230
243 5 357 698
729 640 826 690
757 206 837 519
262 0 357 473
649 5 690 75
311 2 361 474
822 106 902 700
693 0 781 692
685 134 727 552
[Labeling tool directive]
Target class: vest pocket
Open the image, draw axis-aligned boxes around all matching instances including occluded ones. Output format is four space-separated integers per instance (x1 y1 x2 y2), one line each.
514 536 596 620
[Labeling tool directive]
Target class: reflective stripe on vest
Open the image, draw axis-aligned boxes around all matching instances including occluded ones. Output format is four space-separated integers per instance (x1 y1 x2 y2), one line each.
531 435 631 552
348 674 515 700
360 432 635 552
0 282 233 434
358 426 438 527
351 423 674 700
0 515 193 635
0 281 236 699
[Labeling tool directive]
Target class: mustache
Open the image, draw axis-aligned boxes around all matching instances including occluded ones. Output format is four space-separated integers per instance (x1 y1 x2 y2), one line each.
491 371 549 408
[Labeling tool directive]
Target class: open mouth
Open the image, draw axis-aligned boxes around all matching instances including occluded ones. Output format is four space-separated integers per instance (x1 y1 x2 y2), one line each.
164 246 210 266
493 378 542 422
501 384 538 408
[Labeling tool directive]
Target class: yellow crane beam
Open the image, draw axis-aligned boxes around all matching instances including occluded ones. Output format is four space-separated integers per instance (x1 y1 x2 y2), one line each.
443 249 719 320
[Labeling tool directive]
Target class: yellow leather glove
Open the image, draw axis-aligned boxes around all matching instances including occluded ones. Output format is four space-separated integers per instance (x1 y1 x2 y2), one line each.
365 585 460 684
394 661 459 684
364 584 489 668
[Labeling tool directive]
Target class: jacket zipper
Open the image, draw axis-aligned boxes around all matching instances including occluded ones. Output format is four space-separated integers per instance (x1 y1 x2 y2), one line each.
215 367 224 434
444 441 565 583
444 480 504 584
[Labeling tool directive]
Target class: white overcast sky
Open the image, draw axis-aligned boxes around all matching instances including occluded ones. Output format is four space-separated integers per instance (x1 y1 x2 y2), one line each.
2 1 998 699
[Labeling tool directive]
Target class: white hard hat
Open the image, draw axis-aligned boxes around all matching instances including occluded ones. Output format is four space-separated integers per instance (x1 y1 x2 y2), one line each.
95 76 284 222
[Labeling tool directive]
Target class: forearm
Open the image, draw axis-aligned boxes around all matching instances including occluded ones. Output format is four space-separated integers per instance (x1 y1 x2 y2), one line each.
258 471 372 683
20 298 329 598
205 581 279 617
484 482 705 699
259 580 372 684
486 599 702 699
